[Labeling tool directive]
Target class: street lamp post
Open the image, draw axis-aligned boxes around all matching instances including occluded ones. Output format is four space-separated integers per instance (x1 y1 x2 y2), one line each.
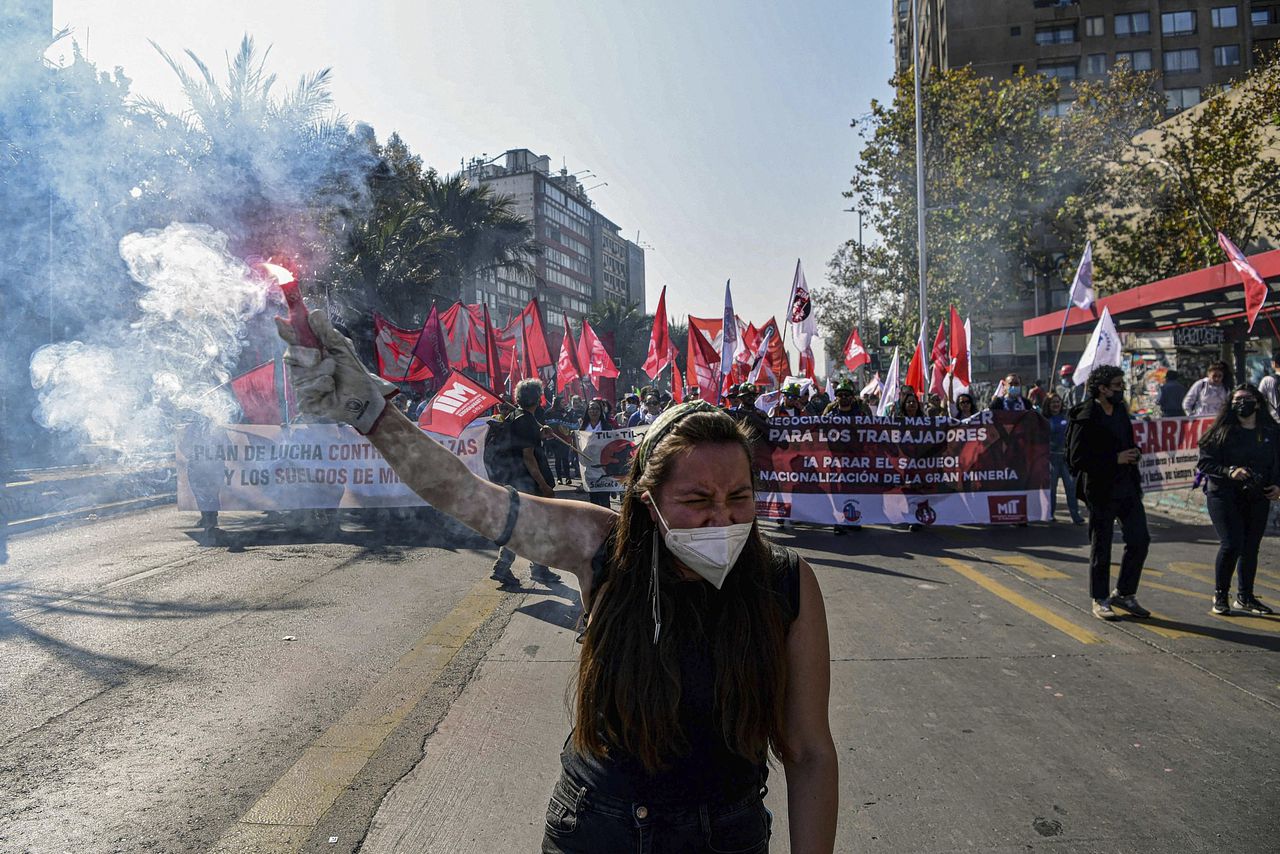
912 0 929 344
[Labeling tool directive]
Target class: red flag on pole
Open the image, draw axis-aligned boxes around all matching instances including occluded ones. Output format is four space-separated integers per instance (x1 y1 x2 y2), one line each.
905 324 927 395
418 370 501 437
231 362 282 424
929 320 948 397
1218 232 1269 331
374 313 433 382
643 286 673 378
760 317 791 382
689 324 721 400
669 342 684 403
798 347 817 382
842 327 870 371
412 305 451 390
513 299 553 369
949 305 969 385
482 304 503 383
556 315 583 393
578 320 620 378
439 302 487 371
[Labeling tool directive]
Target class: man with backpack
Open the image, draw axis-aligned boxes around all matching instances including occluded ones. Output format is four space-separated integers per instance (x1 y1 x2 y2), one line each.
1066 365 1152 622
488 379 560 588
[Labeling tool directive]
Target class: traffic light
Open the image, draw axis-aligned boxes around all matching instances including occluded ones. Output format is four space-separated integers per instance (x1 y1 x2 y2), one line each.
878 320 892 347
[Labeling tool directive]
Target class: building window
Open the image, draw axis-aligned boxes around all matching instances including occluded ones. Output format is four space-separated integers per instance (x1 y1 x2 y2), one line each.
1214 44 1242 65
1085 53 1107 74
1010 25 1021 36
1252 8 1279 26
1115 49 1154 71
1038 62 1078 80
1163 48 1201 72
989 330 1017 356
1211 6 1238 28
1161 11 1197 36
1256 38 1280 62
1165 86 1201 110
1115 12 1151 37
1085 16 1105 37
1035 25 1076 45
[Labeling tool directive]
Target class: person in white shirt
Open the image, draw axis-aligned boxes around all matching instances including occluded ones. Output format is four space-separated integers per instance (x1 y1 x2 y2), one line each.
1257 352 1280 417
1183 361 1230 417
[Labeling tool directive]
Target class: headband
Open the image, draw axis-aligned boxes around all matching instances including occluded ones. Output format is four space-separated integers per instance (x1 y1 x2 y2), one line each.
633 400 720 473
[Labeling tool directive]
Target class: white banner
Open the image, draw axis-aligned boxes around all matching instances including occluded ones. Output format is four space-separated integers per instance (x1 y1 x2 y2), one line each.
1131 415 1214 492
177 420 489 511
575 425 649 493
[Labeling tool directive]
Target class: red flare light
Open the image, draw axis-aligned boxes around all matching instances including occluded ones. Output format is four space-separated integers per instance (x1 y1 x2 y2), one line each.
256 260 321 350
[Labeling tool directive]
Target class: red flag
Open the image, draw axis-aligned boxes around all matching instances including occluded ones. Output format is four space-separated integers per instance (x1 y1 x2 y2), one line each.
1218 232 1269 331
418 370 500 437
760 317 791 381
643 286 673 378
929 320 948 396
374 313 433 382
556 315 582 393
738 323 760 368
798 347 817 382
669 343 684 403
905 325 927 396
482 304 503 382
412 305 451 389
231 362 282 424
689 323 721 400
578 320 620 378
501 299 552 368
440 302 488 371
949 305 969 385
842 327 870 371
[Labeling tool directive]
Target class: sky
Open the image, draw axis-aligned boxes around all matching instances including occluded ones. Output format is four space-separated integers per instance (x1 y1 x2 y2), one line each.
52 0 893 373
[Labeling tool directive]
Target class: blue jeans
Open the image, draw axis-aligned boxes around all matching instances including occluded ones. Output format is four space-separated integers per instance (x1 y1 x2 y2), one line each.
1049 454 1083 522
541 772 772 853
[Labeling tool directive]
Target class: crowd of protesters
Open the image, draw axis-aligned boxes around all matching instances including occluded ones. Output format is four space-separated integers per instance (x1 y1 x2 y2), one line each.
333 349 1280 621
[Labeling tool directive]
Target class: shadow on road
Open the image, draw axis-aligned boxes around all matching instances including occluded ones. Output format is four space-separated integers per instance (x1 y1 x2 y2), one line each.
185 507 496 553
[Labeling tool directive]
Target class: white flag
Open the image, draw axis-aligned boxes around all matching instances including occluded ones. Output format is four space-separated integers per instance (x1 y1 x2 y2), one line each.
718 280 738 399
1068 243 1095 310
787 259 818 352
877 348 901 417
1072 306 1122 388
860 371 883 398
963 318 972 382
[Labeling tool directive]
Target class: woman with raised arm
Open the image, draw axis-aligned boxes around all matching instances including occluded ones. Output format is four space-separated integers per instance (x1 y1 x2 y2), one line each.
278 313 838 853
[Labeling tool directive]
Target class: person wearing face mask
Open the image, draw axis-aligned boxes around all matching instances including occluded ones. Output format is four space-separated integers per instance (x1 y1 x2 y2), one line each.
1066 365 1152 622
276 315 838 854
1196 385 1279 616
989 373 1029 411
621 393 642 425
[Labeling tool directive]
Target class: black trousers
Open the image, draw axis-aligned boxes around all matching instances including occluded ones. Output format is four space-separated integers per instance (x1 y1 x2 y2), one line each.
1086 490 1150 600
1205 490 1270 596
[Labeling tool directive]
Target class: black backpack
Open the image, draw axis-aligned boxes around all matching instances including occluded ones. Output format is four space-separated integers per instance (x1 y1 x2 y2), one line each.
483 417 514 484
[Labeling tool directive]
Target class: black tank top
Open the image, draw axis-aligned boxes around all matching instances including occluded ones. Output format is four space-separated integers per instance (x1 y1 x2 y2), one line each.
560 539 802 806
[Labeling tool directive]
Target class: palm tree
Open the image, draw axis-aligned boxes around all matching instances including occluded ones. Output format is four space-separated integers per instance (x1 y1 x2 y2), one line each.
587 299 652 391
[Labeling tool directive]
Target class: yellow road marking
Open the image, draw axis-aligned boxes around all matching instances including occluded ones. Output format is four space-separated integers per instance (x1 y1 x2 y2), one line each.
1126 611 1199 640
1166 561 1280 595
210 575 508 853
938 558 1103 645
990 553 1070 580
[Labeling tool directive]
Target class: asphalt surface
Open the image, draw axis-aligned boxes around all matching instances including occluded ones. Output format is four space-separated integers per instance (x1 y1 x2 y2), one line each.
1 500 1277 853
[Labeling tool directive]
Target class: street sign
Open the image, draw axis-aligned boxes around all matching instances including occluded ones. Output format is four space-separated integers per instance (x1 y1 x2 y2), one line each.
1172 326 1225 347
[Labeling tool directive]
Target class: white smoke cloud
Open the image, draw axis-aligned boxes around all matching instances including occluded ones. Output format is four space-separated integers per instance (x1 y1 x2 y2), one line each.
29 223 271 458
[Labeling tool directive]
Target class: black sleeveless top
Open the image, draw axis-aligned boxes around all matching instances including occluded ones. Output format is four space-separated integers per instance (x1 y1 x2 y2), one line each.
560 538 802 806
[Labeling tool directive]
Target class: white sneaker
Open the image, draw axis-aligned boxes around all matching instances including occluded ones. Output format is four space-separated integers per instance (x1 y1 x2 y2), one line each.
1092 598 1117 621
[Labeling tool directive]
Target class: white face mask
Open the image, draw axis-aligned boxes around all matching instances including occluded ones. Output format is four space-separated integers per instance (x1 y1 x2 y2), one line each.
649 498 753 590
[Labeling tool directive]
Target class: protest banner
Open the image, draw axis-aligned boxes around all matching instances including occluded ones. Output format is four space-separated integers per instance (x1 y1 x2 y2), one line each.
176 420 489 511
753 411 1050 526
575 425 649 493
1131 415 1214 492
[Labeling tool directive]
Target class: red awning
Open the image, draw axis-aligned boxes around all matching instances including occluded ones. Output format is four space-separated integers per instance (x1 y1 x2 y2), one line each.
1023 248 1280 338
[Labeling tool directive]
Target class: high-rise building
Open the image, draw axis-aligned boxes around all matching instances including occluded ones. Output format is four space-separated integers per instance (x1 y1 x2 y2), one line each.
463 149 645 332
894 1 1276 115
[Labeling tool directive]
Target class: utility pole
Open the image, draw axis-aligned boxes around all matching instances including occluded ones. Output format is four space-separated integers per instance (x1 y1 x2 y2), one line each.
912 0 929 342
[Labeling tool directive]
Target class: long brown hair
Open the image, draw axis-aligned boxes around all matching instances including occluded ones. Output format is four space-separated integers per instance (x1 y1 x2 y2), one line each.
572 411 790 773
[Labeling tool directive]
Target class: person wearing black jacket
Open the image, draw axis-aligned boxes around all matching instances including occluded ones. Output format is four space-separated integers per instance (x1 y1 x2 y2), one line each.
1196 384 1279 616
1066 365 1152 621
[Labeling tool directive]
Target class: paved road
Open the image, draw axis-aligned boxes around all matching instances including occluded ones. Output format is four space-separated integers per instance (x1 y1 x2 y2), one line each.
1 503 1277 853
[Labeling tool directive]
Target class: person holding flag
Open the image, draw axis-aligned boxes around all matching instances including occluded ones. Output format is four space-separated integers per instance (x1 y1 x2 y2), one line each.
277 312 838 854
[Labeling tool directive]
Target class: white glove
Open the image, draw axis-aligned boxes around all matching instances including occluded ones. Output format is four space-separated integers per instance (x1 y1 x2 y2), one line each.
276 310 398 434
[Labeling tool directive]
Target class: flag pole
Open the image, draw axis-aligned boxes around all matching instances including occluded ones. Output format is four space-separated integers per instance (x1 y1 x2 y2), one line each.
1049 306 1073 385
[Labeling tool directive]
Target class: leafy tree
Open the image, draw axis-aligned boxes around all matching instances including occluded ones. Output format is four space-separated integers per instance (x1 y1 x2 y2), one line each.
1080 60 1280 290
821 64 1161 346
